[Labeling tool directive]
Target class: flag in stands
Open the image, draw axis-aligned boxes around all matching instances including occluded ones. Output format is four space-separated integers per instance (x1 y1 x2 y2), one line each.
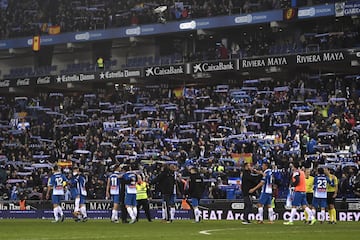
32 36 40 51
173 87 184 99
231 153 253 164
48 25 61 35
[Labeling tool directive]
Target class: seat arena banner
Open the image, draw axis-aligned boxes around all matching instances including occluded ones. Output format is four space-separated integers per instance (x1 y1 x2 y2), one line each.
0 199 359 221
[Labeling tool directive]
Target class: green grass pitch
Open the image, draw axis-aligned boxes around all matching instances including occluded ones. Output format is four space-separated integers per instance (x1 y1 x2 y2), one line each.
0 219 359 240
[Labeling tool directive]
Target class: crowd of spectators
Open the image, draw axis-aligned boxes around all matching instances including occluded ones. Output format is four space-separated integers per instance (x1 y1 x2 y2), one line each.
190 17 360 62
0 0 337 40
0 73 359 202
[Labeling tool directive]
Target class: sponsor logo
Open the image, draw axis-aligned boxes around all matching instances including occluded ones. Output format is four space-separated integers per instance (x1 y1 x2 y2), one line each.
356 52 360 58
75 32 90 41
298 7 316 17
41 37 53 43
16 78 30 86
196 21 210 27
145 65 184 76
0 202 32 210
0 80 10 88
193 61 234 73
296 52 345 64
56 74 95 83
91 33 102 38
36 76 51 85
344 7 360 15
234 14 252 24
348 202 360 210
231 203 244 210
253 15 267 21
242 57 288 68
125 26 141 36
99 70 141 79
336 1 360 16
141 27 154 33
179 20 196 30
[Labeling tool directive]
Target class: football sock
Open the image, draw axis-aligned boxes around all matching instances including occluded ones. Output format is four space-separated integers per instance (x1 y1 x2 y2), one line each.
132 207 137 219
194 207 200 222
112 209 118 220
258 207 264 221
162 204 166 220
331 208 337 222
170 207 175 220
74 198 80 212
290 208 297 222
320 210 325 221
305 207 313 220
304 210 309 221
329 209 333 222
80 206 87 218
268 208 274 221
54 207 59 221
311 208 316 217
57 206 64 216
127 207 135 220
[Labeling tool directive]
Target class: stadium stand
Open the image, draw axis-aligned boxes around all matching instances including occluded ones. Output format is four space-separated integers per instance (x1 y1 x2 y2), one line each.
0 74 359 200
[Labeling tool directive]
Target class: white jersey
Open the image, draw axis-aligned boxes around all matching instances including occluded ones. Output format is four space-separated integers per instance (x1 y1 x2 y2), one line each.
109 172 120 195
125 172 137 194
314 174 330 199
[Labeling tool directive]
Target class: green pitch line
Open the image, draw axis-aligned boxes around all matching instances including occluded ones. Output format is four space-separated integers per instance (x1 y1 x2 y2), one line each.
0 219 359 240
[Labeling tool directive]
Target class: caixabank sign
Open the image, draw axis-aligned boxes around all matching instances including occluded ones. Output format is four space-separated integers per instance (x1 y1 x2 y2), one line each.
190 60 238 75
144 65 185 77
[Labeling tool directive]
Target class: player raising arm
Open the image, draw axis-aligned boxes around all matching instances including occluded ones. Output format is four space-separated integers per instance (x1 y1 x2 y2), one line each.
249 162 275 224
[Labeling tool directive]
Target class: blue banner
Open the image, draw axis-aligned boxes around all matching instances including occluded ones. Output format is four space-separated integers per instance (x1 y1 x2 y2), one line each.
297 4 334 19
0 9 283 50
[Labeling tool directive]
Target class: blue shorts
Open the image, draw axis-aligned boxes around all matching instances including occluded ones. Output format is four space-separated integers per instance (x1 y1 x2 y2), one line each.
125 193 137 206
111 195 120 204
52 195 64 205
258 192 272 206
292 192 308 207
80 195 86 205
70 189 79 199
191 198 199 207
312 197 327 209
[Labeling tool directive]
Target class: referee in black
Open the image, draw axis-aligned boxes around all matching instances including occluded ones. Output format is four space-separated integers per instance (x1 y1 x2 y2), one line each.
241 162 261 224
187 167 205 223
151 164 177 223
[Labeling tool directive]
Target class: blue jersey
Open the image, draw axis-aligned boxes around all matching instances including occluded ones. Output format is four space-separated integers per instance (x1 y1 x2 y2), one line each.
109 172 121 195
48 172 68 196
70 174 87 196
69 176 80 197
77 175 87 196
124 172 137 195
313 174 332 199
261 169 273 194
